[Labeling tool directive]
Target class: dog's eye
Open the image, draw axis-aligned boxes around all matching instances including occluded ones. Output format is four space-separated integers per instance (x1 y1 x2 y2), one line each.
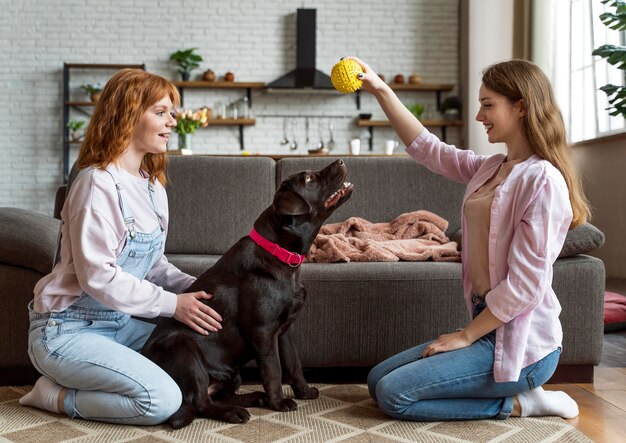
304 175 312 183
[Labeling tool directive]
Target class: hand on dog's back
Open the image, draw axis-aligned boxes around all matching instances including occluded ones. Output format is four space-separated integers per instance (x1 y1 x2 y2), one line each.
174 291 223 335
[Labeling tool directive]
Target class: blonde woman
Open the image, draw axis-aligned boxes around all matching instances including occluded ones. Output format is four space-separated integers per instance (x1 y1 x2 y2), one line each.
356 57 589 421
20 69 222 425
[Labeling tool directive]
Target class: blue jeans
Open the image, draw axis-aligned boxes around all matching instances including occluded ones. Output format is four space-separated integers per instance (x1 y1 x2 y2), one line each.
367 335 561 421
27 298 182 425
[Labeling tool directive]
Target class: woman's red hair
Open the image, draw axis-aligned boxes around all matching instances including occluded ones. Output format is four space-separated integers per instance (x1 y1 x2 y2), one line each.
77 69 180 185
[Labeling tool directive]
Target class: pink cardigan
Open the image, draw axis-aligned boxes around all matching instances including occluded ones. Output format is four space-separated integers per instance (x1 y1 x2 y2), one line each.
406 129 572 382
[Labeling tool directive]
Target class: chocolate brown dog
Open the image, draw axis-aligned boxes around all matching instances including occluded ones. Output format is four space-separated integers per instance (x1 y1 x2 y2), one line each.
142 159 353 429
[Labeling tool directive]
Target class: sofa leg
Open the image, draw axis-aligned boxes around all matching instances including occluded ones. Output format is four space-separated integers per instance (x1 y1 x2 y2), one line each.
547 365 594 383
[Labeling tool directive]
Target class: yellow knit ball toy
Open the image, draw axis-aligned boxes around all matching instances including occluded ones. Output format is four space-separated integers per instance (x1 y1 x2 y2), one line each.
331 59 363 94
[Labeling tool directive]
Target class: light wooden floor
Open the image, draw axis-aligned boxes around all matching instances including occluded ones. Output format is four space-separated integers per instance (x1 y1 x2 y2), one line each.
552 279 626 442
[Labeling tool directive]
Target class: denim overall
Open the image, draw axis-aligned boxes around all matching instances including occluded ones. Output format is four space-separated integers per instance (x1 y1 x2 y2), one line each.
26 166 181 425
367 292 561 421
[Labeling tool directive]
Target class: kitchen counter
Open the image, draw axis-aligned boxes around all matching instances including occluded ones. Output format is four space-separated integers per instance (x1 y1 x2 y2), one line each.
167 150 409 160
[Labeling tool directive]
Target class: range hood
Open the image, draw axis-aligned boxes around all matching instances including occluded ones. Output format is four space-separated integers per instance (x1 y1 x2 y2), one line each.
266 9 333 90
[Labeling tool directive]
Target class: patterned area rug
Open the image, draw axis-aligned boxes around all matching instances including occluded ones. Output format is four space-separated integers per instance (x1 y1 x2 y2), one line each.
0 384 591 443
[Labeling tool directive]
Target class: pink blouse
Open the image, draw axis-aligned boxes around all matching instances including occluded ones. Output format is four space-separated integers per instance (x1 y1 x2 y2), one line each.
406 129 573 382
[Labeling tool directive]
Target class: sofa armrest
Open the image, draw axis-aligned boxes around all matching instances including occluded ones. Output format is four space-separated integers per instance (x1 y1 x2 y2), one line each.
0 207 61 274
553 254 605 366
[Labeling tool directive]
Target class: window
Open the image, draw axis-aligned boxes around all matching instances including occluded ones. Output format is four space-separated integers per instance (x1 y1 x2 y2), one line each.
552 0 626 142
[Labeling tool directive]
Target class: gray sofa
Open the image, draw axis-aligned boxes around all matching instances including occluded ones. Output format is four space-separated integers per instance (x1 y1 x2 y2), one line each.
0 155 606 385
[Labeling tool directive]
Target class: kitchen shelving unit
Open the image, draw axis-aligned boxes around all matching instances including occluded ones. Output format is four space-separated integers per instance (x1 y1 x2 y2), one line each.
173 81 265 150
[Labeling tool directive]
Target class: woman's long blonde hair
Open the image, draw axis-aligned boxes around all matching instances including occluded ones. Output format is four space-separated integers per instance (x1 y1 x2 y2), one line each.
77 69 180 185
482 59 591 227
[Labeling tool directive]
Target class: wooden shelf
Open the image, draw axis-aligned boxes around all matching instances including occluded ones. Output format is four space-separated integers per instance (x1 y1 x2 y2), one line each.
389 83 455 92
165 153 409 159
357 119 463 127
64 63 144 70
173 80 460 151
65 101 96 106
172 81 265 89
358 118 463 150
353 83 456 111
204 118 255 126
173 81 452 92
174 82 264 150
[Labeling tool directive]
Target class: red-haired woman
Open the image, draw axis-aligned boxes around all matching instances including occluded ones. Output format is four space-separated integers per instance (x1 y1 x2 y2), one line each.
20 69 222 425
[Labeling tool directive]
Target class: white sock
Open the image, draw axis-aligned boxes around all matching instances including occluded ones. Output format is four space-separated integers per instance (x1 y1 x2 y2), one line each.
19 376 62 414
517 387 579 419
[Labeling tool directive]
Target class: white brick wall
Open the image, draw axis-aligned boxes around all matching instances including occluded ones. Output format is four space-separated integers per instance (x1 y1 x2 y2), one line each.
0 0 460 215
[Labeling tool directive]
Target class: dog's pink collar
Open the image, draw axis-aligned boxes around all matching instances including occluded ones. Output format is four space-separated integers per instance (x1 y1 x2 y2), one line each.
249 228 306 267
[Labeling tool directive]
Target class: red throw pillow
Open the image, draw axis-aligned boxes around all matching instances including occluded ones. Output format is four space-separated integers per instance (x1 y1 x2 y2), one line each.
604 291 626 332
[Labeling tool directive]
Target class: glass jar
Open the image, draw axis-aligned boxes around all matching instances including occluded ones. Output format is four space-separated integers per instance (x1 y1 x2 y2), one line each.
215 101 226 119
237 97 250 119
228 102 238 119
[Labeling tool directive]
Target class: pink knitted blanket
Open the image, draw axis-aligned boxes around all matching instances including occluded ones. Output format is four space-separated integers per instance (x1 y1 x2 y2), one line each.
307 210 461 263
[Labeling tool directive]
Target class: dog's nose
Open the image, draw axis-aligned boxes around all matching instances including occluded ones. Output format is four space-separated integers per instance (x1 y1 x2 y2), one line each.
337 159 344 165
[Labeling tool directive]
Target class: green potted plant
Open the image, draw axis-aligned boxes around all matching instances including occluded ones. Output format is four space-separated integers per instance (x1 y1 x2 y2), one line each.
591 0 626 118
407 103 425 120
66 119 86 141
440 96 462 120
170 48 203 81
81 83 104 103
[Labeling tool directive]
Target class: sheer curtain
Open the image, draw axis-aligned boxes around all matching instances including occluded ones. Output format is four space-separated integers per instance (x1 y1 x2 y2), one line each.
531 0 625 143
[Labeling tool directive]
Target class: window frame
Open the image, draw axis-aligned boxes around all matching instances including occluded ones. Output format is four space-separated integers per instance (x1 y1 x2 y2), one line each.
566 0 626 143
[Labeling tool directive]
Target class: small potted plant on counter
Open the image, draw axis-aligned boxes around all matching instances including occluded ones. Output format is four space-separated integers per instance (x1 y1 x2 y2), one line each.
170 48 203 81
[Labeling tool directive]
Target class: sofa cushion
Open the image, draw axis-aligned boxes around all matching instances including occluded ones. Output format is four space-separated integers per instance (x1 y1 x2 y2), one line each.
558 223 605 258
165 156 276 255
53 186 67 220
293 261 466 367
276 157 466 235
449 222 604 257
166 254 221 278
53 163 81 218
0 208 60 274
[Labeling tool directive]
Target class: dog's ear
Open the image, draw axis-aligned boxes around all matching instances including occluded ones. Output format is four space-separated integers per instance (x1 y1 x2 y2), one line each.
273 188 312 215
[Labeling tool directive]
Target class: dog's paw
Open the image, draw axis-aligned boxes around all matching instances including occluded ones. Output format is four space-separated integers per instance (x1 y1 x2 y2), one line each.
269 398 298 412
295 386 319 400
249 391 268 407
169 416 193 430
168 402 195 429
221 406 251 424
